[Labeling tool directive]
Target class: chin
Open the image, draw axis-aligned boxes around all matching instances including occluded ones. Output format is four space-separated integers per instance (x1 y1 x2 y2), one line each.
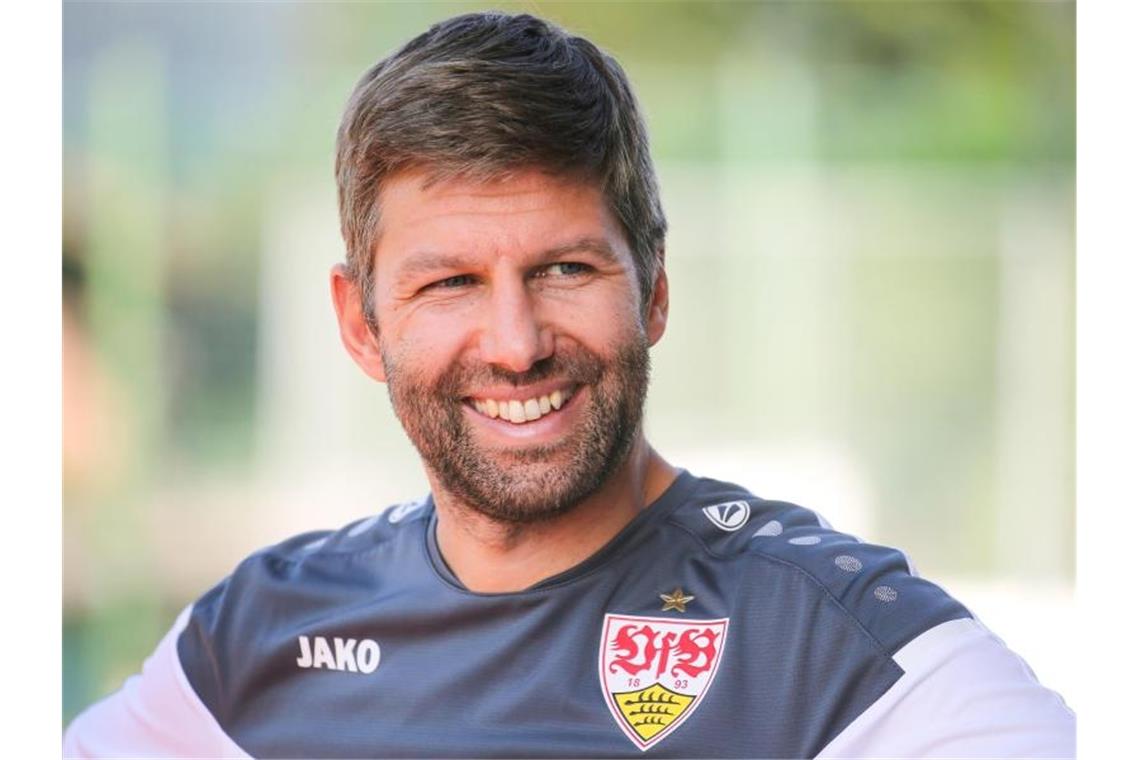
436 446 630 526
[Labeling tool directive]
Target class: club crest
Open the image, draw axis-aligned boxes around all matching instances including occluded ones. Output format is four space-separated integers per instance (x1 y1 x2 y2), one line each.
599 613 729 751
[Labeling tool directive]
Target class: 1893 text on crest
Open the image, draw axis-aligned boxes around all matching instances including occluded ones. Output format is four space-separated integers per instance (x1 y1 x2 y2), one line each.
598 613 730 751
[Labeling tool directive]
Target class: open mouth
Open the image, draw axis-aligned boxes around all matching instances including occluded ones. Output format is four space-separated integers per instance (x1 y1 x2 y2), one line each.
465 385 579 425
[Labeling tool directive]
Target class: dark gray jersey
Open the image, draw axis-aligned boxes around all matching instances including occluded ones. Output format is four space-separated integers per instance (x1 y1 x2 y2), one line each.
64 472 1075 758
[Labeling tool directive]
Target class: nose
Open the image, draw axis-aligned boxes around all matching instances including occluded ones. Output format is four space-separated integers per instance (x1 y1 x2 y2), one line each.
478 279 553 373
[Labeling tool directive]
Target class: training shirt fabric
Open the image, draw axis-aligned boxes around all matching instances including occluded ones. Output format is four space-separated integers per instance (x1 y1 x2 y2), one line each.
64 471 1075 758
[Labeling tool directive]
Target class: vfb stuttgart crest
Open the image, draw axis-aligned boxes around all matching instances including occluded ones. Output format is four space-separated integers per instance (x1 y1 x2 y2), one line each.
599 614 729 751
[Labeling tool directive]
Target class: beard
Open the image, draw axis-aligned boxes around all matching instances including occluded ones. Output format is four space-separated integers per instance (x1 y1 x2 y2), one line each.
381 336 650 525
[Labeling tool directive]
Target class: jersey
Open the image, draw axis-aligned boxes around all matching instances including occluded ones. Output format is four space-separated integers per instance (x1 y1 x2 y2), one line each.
64 471 1075 758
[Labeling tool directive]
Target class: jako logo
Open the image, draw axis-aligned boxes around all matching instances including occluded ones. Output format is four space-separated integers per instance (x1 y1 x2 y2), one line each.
701 500 751 532
296 635 381 674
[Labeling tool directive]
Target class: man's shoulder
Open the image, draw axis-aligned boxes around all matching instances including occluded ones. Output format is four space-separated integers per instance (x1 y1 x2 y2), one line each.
253 496 432 566
183 496 432 642
665 474 972 656
174 496 435 716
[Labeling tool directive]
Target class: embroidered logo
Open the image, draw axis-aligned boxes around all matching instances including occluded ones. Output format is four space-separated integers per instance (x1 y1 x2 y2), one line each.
296 635 381 674
659 587 694 613
701 500 751 532
599 614 729 751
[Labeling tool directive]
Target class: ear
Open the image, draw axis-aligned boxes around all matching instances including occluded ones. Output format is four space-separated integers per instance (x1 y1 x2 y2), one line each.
330 264 387 383
645 255 669 347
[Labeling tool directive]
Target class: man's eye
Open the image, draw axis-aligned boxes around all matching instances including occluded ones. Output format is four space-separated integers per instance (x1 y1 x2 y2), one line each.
538 262 591 278
429 274 475 290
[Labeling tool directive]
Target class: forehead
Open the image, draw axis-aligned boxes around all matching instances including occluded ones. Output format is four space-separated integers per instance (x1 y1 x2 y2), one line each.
372 168 628 264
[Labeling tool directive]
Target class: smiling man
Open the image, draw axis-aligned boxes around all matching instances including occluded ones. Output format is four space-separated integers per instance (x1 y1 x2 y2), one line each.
64 12 1074 759
331 168 673 593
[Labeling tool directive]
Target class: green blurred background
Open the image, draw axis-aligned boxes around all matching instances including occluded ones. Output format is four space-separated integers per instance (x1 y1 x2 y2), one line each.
63 1 1075 723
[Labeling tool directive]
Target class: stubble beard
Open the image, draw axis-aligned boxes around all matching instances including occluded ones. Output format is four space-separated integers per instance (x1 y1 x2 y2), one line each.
382 337 650 525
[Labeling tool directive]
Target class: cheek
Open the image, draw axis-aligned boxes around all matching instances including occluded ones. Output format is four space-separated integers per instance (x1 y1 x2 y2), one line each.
541 279 643 328
549 313 644 365
380 312 472 376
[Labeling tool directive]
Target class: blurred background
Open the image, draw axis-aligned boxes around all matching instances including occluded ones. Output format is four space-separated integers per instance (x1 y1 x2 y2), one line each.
63 1 1075 723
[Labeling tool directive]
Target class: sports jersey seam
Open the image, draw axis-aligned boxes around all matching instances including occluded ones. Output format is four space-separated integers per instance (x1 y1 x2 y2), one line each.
172 608 252 757
420 519 469 594
664 516 896 661
186 595 231 727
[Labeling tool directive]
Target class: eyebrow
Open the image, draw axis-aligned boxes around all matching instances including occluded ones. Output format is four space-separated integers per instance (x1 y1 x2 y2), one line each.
393 253 476 283
392 237 621 283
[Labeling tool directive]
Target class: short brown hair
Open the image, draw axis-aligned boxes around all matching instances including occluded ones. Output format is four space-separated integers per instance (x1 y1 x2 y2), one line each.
335 12 666 326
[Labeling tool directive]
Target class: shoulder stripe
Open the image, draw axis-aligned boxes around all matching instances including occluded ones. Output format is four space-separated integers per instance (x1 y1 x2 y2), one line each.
63 606 250 758
816 618 1075 759
166 606 251 757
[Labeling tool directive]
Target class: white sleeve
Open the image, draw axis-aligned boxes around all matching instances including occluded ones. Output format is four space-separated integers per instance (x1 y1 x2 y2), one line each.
63 606 251 759
816 617 1075 759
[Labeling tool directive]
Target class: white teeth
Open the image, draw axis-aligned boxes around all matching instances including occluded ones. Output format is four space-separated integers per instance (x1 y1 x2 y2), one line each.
472 389 573 424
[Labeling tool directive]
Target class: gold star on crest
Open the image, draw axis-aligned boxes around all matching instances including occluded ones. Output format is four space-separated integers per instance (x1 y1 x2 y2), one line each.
660 587 695 613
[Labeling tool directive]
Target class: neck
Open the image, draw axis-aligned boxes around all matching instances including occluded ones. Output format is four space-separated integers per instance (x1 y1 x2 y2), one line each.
430 436 678 593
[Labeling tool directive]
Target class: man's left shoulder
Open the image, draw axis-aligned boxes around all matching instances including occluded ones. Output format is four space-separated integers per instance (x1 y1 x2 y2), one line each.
666 476 971 656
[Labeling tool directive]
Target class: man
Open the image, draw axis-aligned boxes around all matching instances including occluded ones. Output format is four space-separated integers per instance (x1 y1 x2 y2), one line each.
65 12 1074 758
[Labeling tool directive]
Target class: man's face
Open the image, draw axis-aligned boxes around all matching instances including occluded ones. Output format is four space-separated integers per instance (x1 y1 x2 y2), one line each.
361 168 667 523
